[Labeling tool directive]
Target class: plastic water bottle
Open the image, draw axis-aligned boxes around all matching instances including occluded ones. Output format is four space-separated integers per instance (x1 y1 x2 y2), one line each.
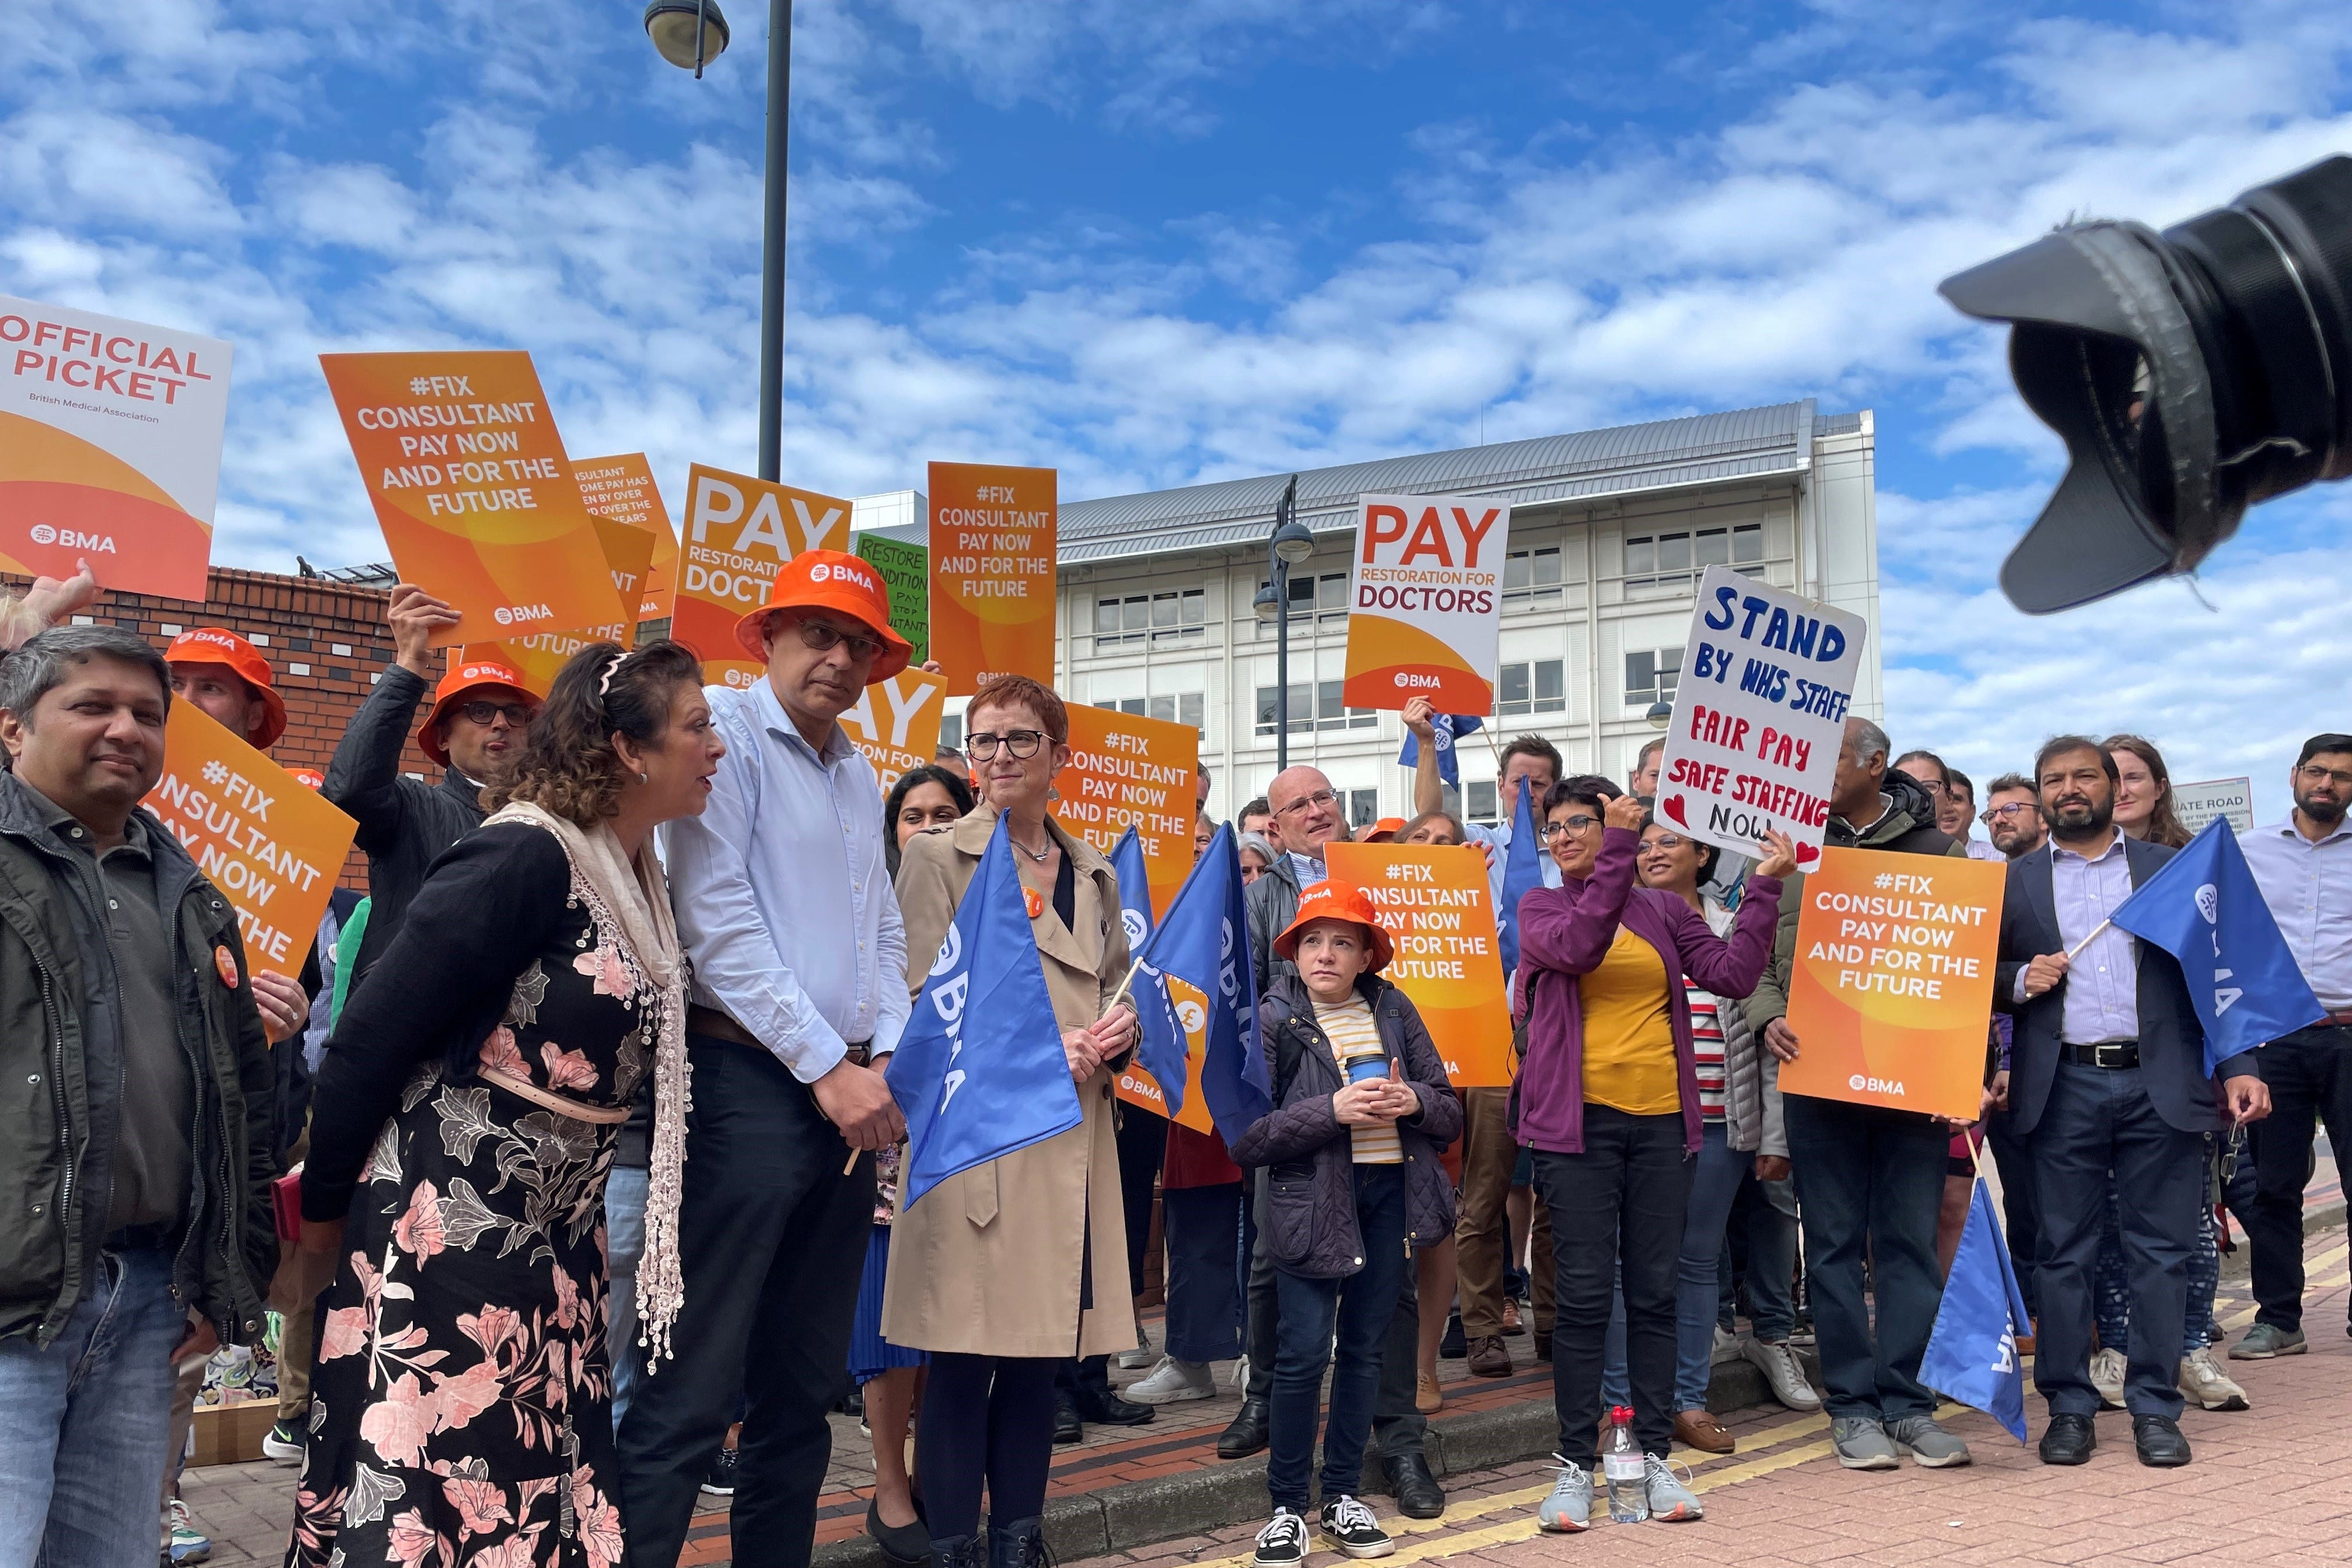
1602 1406 1648 1523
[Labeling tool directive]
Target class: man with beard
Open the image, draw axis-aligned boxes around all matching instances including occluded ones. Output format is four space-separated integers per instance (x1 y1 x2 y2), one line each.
1747 718 1974 1472
2232 732 2352 1360
1997 737 2268 1468
1983 772 2049 859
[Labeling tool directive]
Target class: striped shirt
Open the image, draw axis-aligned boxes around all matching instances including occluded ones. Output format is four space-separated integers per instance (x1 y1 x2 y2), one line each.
1315 995 1402 1164
1686 981 1728 1123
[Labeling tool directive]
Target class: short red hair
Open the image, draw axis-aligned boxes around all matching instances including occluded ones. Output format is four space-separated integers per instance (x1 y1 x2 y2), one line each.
968 674 1069 745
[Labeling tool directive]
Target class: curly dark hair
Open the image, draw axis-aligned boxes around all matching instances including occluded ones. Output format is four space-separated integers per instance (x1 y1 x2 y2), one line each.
487 639 705 828
883 762 975 877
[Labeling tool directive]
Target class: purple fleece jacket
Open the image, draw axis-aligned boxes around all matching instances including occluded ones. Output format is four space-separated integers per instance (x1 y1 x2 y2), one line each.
1513 826 1782 1156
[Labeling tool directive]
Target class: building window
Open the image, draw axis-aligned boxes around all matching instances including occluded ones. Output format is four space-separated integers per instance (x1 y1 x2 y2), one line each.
1466 780 1498 825
1094 587 1205 651
1096 693 1207 732
1625 649 1682 708
1254 681 1378 736
1254 573 1350 636
1348 789 1379 828
1503 547 1564 608
1495 659 1567 717
939 711 964 751
1624 524 1763 590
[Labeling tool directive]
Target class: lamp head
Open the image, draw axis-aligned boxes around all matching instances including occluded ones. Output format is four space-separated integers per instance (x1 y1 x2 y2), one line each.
1252 584 1282 624
645 0 730 71
1272 519 1315 566
1644 699 1674 731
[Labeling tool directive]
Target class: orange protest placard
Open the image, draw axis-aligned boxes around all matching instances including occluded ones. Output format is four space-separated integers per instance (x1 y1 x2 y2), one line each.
318 352 628 648
572 453 678 622
929 463 1056 695
458 639 577 702
1052 704 1198 920
1326 842 1514 1087
1115 974 1216 1135
589 514 655 650
839 667 947 794
1780 846 2007 1121
148 705 359 973
670 463 852 691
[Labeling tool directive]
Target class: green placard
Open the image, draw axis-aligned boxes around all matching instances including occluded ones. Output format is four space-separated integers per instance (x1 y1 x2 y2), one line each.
855 533 930 666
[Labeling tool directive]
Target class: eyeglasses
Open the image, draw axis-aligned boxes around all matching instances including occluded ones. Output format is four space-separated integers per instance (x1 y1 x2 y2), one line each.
2298 763 2352 789
965 729 1046 761
1642 833 1690 852
1538 815 1600 842
1980 802 2039 824
791 617 888 665
1274 788 1339 819
456 700 534 727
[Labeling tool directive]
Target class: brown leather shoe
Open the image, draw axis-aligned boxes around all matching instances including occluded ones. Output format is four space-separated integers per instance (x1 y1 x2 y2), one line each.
1674 1409 1735 1454
1466 1334 1513 1378
1501 1298 1526 1336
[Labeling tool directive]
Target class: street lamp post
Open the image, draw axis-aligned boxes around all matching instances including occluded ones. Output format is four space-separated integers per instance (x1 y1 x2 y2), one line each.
1251 476 1314 772
645 0 792 483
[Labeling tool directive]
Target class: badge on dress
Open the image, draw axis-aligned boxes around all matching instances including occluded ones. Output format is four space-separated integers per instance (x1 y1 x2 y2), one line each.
213 945 240 988
1023 886 1045 921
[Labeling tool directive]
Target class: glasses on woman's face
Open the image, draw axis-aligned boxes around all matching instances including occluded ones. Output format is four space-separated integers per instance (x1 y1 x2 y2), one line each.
793 617 888 665
1538 814 1600 843
965 729 1046 762
1641 832 1689 853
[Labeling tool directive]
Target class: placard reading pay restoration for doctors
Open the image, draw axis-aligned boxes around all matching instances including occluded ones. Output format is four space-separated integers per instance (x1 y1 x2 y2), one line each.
1655 565 1867 866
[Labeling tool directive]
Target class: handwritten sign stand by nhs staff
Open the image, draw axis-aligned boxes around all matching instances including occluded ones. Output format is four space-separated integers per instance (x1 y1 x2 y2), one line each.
1655 565 1868 866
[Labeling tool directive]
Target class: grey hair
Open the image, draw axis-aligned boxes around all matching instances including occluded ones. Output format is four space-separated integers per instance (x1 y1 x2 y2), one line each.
1844 716 1891 769
1236 830 1277 863
0 625 172 724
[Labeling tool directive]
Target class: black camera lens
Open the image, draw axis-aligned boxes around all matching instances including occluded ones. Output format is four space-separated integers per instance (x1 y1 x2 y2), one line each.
1940 155 2352 613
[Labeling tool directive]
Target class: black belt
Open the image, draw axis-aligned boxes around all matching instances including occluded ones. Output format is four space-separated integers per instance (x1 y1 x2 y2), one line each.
104 1221 177 1252
2061 1040 2140 1069
687 1004 870 1066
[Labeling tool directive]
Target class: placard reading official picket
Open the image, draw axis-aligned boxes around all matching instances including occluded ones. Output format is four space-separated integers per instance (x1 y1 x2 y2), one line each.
1656 565 1867 867
1339 492 1508 714
1052 705 1199 919
150 705 359 972
1 294 234 599
929 463 1056 695
2174 777 2256 836
573 453 678 622
1326 842 1513 1087
670 464 852 690
1780 846 2006 1121
838 667 947 794
319 351 627 648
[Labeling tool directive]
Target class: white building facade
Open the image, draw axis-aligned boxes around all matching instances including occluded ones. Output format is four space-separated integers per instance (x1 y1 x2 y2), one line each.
855 400 1882 829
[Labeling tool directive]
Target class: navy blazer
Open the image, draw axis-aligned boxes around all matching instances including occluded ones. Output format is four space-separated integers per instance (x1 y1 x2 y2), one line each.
1994 836 2259 1137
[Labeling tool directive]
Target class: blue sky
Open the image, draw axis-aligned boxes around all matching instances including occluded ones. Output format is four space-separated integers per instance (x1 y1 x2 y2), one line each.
6 0 2351 816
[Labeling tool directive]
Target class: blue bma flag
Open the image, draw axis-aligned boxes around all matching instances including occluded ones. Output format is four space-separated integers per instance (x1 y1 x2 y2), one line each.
1496 775 1545 978
888 814 1081 1212
1133 824 1268 1146
1110 825 1189 1117
1398 712 1483 790
2109 818 2326 1076
1919 1177 2033 1441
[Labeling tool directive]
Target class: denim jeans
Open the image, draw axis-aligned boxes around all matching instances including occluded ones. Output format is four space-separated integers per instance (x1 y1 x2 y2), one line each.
1266 1164 1408 1513
606 1162 649 1432
1602 1119 1752 1409
1744 1172 1800 1342
0 1242 188 1568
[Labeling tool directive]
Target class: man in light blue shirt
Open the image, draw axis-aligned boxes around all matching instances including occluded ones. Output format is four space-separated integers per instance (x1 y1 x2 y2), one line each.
620 551 915 1568
2233 731 2352 1360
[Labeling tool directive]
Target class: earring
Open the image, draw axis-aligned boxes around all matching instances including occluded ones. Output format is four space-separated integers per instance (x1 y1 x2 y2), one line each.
636 770 649 784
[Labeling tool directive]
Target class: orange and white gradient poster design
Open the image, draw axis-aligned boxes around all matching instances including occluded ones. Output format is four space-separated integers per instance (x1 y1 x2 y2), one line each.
1339 492 1508 713
1116 973 1217 1136
1326 842 1513 1087
319 351 626 649
149 705 358 972
670 464 851 691
589 513 655 650
1053 704 1199 921
1 295 233 599
929 462 1056 695
573 453 680 622
1780 846 2008 1121
839 666 948 794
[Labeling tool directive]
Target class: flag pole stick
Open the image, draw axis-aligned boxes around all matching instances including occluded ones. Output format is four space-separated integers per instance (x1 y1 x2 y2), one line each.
1101 956 1147 1020
2063 918 2112 962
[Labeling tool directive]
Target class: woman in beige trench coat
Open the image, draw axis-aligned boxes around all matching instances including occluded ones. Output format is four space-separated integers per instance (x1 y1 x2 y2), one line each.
885 674 1138 1568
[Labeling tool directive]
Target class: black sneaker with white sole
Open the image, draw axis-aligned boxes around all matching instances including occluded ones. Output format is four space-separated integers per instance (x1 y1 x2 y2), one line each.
1251 1509 1308 1568
699 1446 739 1497
1318 1496 1394 1558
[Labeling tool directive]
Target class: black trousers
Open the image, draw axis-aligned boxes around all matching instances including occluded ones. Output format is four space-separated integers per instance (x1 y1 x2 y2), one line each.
1985 1100 2041 1317
1115 1106 1167 1297
617 1037 876 1568
2032 1060 2203 1419
2247 1025 2352 1334
923 1353 1059 1539
1531 1108 1690 1465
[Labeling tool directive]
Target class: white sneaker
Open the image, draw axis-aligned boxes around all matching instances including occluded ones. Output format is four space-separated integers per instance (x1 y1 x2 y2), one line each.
1232 1354 1251 1391
1742 1338 1821 1412
1117 1325 1155 1371
1712 1325 1739 1358
2179 1346 2250 1412
1127 1355 1216 1404
2089 1347 2128 1410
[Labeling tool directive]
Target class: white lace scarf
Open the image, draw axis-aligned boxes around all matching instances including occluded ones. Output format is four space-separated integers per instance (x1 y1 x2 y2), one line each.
484 801 692 1367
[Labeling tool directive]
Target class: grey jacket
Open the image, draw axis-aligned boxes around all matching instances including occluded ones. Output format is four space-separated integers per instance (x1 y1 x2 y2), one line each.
0 774 276 1348
1697 897 1784 1158
1244 849 1306 997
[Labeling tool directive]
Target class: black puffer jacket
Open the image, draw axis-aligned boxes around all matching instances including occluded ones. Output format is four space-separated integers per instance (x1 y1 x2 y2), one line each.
1231 973 1462 1278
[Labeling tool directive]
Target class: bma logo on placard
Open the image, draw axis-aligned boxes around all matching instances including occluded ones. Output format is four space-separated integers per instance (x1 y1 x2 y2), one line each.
1848 1072 1907 1096
27 524 116 553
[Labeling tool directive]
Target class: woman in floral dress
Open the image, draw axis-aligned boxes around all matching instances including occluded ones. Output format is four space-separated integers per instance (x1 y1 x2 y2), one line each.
288 641 722 1568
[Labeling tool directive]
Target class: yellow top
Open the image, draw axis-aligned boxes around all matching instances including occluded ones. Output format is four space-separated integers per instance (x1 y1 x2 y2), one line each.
1579 926 1680 1115
1315 995 1404 1164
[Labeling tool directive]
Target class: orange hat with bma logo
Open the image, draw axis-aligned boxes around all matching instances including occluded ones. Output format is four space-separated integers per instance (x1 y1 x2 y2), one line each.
733 550 912 682
1272 879 1396 973
164 627 287 750
421 654 537 768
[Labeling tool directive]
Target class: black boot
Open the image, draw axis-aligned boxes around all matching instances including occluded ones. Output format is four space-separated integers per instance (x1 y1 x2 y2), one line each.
931 1535 985 1568
1072 1385 1156 1427
988 1515 1050 1568
1384 1452 1445 1520
1217 1397 1270 1459
1052 1394 1084 1444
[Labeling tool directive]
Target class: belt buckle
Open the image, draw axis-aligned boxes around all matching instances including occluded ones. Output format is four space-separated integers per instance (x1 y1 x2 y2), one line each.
2094 1041 2132 1069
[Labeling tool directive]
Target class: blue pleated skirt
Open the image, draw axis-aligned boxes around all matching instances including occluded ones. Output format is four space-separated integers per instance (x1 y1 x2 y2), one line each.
849 1223 926 1385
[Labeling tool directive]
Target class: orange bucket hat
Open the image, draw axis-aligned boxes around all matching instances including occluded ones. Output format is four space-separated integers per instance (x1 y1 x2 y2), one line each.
1362 817 1406 843
733 550 912 682
164 628 287 750
1272 879 1395 973
420 654 537 768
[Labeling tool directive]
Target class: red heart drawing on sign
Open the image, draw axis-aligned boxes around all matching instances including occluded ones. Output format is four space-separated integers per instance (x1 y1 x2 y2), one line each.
1795 841 1821 865
1661 794 1689 828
